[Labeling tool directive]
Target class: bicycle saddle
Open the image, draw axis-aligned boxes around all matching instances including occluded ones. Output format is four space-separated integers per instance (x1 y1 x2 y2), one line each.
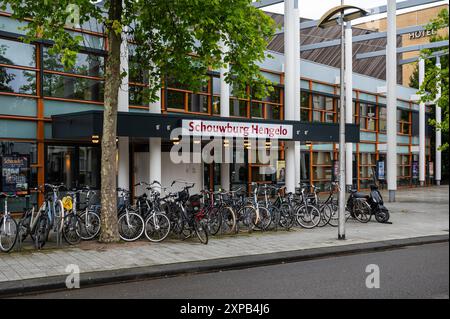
350 190 369 199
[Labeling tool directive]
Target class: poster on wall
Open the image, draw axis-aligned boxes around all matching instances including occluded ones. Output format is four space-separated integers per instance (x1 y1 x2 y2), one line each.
377 161 385 180
412 161 419 179
276 160 286 184
1 155 30 195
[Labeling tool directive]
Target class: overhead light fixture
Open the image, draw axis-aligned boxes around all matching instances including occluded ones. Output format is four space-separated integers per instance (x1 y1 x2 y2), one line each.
173 141 180 145
92 135 100 144
193 140 201 144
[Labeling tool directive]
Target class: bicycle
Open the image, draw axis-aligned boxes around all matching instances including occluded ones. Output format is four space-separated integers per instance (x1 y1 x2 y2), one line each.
0 193 19 253
32 184 66 249
227 186 260 233
271 186 295 231
60 189 83 245
166 181 208 244
117 188 144 241
77 186 101 240
293 184 321 229
135 182 171 242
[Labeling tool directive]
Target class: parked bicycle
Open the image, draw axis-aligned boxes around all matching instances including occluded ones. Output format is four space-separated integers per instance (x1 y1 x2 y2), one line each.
0 193 19 253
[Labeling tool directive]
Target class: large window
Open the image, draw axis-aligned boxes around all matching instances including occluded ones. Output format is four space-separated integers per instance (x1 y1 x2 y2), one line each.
43 74 104 102
359 103 377 131
46 144 100 189
0 38 35 67
312 150 333 190
301 91 310 121
312 94 335 123
359 153 376 189
0 38 37 95
397 109 411 135
43 47 104 77
43 47 104 102
397 154 411 186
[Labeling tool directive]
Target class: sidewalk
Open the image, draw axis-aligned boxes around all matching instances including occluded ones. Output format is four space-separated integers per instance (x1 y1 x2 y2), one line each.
0 185 448 295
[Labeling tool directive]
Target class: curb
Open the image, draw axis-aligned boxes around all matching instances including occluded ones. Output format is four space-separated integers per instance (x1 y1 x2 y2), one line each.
1 234 448 298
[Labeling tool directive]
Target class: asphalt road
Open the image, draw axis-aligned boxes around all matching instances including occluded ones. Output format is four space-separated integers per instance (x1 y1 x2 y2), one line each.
19 242 449 299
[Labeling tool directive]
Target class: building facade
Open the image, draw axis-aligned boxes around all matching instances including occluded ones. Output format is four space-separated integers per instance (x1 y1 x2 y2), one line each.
0 9 437 211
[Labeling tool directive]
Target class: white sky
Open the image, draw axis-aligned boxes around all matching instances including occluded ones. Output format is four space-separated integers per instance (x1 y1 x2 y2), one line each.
259 0 449 22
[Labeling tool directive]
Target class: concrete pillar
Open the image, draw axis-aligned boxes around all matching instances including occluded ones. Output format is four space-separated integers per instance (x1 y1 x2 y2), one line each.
220 39 231 191
284 0 300 193
386 0 397 202
345 22 353 189
435 57 442 186
117 29 129 190
149 88 162 185
419 58 426 186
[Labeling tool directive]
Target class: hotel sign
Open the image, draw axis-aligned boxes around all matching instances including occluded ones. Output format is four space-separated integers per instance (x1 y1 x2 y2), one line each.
408 29 437 40
181 120 293 139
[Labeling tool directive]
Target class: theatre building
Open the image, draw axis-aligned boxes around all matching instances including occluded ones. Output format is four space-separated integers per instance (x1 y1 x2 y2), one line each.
0 7 440 211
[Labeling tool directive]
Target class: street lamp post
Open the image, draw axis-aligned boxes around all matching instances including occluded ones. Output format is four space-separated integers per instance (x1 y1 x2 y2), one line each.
318 3 367 240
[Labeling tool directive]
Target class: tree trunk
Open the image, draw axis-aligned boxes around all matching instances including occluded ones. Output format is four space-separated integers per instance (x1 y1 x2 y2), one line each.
99 0 122 243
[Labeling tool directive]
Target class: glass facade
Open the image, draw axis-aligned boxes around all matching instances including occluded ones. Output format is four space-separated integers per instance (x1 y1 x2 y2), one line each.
0 11 435 206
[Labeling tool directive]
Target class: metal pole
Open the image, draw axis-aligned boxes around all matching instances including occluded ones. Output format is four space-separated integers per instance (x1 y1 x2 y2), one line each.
220 38 231 191
284 0 299 194
419 57 426 186
338 2 346 240
345 21 353 190
435 56 442 186
386 0 397 202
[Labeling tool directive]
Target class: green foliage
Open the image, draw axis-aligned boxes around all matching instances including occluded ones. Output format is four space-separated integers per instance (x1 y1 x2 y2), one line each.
416 8 449 151
1 0 276 101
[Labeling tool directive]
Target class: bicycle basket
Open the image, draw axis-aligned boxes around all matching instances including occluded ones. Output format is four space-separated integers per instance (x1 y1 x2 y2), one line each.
62 196 73 211
178 190 189 203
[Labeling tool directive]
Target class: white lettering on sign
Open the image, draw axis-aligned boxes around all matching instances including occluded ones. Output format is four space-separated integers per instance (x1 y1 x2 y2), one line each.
181 120 293 139
409 29 437 40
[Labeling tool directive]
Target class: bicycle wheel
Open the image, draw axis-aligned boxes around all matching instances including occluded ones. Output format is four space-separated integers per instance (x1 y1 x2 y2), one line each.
295 205 321 229
279 203 294 230
318 204 332 227
78 211 101 240
255 206 271 231
353 200 371 223
0 217 18 253
144 212 171 242
266 205 280 231
118 211 145 241
238 205 258 232
34 215 49 250
194 219 208 244
62 214 82 245
220 206 236 234
206 207 222 236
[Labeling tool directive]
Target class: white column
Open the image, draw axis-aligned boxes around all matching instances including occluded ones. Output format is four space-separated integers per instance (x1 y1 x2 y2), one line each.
149 88 162 185
117 30 129 190
386 0 397 202
419 58 426 186
435 57 442 185
284 0 300 193
220 39 231 191
345 22 353 189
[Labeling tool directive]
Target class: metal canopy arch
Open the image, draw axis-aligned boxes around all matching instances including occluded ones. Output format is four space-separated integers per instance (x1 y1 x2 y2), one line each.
317 5 368 28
